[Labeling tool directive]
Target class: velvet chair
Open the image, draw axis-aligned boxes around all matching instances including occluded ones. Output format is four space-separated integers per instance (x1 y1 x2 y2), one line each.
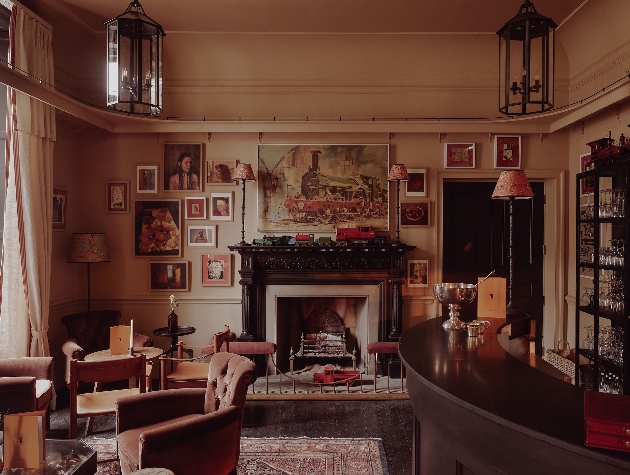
117 352 258 475
0 357 54 421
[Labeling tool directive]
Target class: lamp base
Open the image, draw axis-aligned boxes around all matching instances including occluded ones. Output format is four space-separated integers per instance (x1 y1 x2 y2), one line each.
237 241 251 246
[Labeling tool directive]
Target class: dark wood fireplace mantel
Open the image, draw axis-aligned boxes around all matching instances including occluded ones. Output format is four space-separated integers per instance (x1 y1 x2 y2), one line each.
228 243 416 343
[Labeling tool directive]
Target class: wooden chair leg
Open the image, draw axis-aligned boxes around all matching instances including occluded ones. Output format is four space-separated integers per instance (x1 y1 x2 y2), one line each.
373 354 378 394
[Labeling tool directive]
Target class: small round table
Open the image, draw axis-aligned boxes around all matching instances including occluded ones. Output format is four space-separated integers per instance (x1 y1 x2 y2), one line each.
153 326 196 357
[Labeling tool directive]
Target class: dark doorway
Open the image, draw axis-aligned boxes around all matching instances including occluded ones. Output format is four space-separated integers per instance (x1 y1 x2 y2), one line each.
442 181 545 354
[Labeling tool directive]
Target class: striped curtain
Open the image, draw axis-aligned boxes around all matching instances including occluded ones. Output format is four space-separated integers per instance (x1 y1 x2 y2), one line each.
0 4 56 359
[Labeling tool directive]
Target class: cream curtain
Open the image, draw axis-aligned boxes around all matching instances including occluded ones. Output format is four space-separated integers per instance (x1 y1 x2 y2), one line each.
0 5 56 359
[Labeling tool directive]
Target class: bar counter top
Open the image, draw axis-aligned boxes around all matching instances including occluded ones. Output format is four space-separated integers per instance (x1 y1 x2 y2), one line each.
399 317 630 475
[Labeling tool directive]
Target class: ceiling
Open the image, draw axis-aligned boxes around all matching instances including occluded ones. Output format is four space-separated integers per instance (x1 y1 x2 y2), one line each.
55 0 587 34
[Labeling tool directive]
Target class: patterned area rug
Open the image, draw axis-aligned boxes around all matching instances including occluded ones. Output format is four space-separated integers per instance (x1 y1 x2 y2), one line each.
83 436 388 475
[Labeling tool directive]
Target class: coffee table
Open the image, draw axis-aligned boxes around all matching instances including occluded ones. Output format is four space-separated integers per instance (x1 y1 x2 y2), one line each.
1 438 96 475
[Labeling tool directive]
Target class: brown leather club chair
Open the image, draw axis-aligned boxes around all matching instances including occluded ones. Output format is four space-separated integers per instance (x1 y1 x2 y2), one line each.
117 352 258 475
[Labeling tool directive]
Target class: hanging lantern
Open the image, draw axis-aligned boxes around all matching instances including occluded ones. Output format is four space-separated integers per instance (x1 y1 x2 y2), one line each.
497 0 556 116
105 1 165 115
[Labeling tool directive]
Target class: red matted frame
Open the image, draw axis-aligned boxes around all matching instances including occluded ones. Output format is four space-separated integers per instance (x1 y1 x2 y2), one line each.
580 153 595 196
185 197 207 219
494 135 522 169
52 188 67 230
106 181 130 213
444 143 475 168
201 254 231 286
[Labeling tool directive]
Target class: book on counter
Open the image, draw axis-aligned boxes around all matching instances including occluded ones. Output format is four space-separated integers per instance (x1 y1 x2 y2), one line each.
584 390 630 452
3 410 46 468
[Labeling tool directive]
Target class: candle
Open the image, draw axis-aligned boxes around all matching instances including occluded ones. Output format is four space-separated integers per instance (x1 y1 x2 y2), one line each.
129 319 134 350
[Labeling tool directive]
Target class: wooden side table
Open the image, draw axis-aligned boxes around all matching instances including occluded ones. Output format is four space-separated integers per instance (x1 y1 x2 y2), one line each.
153 326 196 358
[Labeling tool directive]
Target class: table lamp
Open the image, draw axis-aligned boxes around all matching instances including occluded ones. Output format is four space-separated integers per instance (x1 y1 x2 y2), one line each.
68 233 110 311
491 170 534 320
233 163 256 245
387 164 410 245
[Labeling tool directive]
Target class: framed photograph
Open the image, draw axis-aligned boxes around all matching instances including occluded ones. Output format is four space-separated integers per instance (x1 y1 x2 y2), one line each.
406 169 427 197
407 259 429 288
580 152 595 196
207 159 238 185
163 143 203 191
188 225 216 247
401 202 430 227
201 254 231 286
494 135 522 169
52 188 67 230
106 181 130 213
210 192 233 221
444 143 475 168
149 261 189 291
185 197 207 220
257 144 389 232
134 200 182 257
137 165 158 194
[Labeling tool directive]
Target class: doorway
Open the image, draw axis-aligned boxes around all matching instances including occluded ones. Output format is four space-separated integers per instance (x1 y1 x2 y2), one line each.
442 181 545 354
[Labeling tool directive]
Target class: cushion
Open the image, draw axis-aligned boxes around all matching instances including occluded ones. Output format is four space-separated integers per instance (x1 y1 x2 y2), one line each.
229 341 276 355
166 362 210 382
35 379 52 411
366 342 399 354
77 388 140 416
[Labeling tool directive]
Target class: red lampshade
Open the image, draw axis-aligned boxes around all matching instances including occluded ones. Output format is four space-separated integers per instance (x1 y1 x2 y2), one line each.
492 170 534 200
387 164 410 182
68 233 110 263
233 163 256 181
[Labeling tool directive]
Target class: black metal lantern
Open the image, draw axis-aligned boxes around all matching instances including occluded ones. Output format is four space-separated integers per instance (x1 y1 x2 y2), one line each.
105 1 165 115
497 0 556 116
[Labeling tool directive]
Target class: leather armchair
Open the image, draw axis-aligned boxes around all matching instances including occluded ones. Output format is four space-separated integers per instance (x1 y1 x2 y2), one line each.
117 352 258 475
0 357 54 417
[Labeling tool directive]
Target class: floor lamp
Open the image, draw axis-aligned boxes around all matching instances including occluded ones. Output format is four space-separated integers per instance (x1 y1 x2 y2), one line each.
491 170 534 321
233 163 256 246
387 164 410 245
68 233 110 311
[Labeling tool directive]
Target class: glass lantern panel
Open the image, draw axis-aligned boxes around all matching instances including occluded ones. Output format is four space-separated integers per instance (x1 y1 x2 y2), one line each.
107 22 119 106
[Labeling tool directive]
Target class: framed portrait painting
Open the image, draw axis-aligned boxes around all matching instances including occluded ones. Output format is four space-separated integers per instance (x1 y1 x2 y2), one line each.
185 197 206 219
52 188 67 230
163 143 203 192
106 181 130 213
210 192 233 221
137 165 158 194
149 261 189 291
401 202 430 227
207 159 238 185
444 143 475 169
407 259 429 288
188 225 216 247
406 169 427 197
134 200 182 257
580 153 595 196
494 135 522 169
201 254 231 286
257 144 389 232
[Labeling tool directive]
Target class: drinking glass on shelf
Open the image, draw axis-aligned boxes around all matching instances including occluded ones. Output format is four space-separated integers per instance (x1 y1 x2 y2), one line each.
582 325 595 352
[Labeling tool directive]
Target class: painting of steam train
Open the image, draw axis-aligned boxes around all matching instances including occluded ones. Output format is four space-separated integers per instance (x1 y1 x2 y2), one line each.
257 144 389 232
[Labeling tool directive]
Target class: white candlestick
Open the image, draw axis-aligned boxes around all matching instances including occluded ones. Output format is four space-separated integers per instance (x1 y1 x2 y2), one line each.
129 319 134 350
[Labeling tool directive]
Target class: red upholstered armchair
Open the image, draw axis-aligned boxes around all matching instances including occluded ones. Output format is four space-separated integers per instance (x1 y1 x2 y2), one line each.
0 357 54 417
60 310 153 384
116 352 258 475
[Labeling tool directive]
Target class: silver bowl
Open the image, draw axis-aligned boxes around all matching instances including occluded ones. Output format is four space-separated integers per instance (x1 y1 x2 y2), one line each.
433 283 478 330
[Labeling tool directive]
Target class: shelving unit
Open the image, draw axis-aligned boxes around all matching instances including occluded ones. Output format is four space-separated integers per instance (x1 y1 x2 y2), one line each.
576 160 630 394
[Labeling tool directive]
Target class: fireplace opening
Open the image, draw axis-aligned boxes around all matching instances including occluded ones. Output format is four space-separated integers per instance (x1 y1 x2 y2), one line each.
276 297 361 373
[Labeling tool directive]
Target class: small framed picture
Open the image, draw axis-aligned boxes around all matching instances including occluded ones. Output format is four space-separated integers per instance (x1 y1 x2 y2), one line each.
210 192 233 221
164 143 203 191
149 261 189 291
134 200 182 257
580 152 595 196
106 181 130 213
407 259 429 288
401 202 430 226
201 254 231 286
137 165 158 194
185 197 207 220
406 169 427 197
207 159 238 185
494 135 522 169
52 188 67 230
444 143 475 168
188 225 216 247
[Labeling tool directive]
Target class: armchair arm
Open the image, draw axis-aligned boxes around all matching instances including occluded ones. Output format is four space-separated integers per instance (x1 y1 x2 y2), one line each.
139 406 241 473
116 388 206 434
0 376 37 413
61 339 85 361
133 333 153 348
0 357 53 381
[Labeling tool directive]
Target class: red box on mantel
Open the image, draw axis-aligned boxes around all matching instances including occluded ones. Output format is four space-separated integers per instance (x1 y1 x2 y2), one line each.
584 390 630 452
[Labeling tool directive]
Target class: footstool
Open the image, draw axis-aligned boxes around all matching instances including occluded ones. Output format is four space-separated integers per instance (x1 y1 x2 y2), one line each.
366 341 403 393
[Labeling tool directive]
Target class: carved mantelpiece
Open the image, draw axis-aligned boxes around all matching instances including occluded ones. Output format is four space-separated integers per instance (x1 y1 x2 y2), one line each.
228 244 416 343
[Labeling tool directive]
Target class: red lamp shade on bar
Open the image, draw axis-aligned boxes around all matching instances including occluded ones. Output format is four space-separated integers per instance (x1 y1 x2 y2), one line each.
492 170 534 199
68 233 110 311
233 163 256 181
387 164 410 182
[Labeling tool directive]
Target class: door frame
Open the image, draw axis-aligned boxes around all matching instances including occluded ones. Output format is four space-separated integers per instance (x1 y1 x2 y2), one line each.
436 169 567 353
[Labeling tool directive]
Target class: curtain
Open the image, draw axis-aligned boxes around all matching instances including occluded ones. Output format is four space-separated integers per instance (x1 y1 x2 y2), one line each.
0 5 56 361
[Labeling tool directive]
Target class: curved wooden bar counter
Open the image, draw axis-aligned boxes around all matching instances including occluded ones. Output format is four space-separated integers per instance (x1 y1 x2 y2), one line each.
399 317 630 475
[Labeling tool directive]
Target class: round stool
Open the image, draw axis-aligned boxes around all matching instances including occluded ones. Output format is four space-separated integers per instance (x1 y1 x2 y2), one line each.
130 469 175 475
